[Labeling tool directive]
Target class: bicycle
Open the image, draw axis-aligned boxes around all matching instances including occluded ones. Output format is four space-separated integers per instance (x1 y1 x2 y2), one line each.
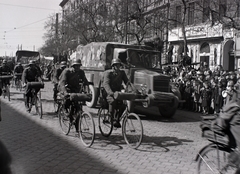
195 115 239 173
98 91 144 149
0 75 13 101
58 93 95 147
14 73 22 91
24 82 44 119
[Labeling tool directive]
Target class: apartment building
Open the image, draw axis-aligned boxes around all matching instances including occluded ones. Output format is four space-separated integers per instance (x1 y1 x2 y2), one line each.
59 0 240 70
168 0 240 71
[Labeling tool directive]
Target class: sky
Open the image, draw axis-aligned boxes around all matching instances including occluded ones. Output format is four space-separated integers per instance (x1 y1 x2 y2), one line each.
0 0 61 57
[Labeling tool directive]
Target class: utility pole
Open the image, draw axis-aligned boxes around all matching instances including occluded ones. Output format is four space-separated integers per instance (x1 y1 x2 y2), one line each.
55 13 59 63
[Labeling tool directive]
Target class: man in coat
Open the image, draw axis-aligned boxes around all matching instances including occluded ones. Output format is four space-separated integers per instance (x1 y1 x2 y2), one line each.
102 58 129 128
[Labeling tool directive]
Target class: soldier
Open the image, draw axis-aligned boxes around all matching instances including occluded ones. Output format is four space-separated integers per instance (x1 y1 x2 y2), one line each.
58 59 89 128
22 60 42 111
102 58 129 128
52 61 67 102
0 60 13 94
13 62 24 85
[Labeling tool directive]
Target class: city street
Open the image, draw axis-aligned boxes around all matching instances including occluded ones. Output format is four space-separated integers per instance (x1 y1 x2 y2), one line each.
0 81 209 174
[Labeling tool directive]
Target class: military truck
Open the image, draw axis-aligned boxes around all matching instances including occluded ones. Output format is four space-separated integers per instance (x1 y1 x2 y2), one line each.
75 42 179 118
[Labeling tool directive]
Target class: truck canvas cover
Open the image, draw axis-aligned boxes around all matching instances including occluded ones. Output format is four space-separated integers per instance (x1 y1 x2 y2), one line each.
76 42 157 70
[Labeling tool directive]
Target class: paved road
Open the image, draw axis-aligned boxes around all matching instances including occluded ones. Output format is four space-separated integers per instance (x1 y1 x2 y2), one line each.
0 82 210 174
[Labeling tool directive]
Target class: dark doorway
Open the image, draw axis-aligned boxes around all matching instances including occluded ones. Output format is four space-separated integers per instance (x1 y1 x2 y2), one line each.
229 55 234 71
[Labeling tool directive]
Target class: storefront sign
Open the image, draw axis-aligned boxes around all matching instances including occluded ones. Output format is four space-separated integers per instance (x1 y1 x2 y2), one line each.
169 24 223 41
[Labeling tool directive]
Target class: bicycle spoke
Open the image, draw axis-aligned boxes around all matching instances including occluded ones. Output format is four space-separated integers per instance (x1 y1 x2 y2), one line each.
122 113 143 149
197 145 237 174
98 108 113 137
79 112 95 147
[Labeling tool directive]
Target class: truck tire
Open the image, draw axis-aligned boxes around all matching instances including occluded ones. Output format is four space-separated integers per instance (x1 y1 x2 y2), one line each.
86 85 98 108
158 96 178 118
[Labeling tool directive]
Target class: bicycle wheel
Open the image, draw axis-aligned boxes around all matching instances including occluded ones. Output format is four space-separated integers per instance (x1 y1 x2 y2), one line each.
122 113 143 149
98 108 113 137
58 105 71 135
35 95 43 119
78 111 95 147
197 144 237 174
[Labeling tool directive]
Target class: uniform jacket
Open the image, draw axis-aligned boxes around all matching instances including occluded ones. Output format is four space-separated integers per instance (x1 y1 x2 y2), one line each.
0 65 12 75
14 65 24 74
22 66 41 83
52 68 64 84
58 67 89 94
102 69 128 95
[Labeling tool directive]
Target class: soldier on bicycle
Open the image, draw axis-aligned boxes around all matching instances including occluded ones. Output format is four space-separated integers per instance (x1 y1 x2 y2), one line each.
22 60 42 111
102 58 129 128
0 60 13 94
58 59 89 125
13 62 24 86
52 61 67 102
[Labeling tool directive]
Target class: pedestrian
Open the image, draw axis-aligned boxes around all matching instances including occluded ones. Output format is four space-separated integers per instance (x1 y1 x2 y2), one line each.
201 81 212 115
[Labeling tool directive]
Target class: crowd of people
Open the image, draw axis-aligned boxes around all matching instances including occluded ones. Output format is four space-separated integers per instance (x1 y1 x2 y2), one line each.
162 62 240 115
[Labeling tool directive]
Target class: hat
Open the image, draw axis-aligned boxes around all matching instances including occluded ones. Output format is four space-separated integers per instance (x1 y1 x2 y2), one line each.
111 58 122 67
71 59 82 66
60 61 67 67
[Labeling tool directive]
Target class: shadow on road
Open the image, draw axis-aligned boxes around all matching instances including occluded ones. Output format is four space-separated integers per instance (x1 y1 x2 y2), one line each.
0 101 124 174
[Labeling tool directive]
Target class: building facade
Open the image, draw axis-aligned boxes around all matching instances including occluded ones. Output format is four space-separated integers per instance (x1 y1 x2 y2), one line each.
59 0 240 70
168 0 240 71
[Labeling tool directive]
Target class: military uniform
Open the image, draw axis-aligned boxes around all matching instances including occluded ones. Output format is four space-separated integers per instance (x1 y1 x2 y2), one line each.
52 66 65 101
102 68 129 125
58 67 89 94
13 64 24 83
102 69 128 95
22 65 41 96
0 64 12 88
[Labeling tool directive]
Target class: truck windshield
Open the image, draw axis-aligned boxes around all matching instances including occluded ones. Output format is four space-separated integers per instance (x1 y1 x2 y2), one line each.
126 49 160 69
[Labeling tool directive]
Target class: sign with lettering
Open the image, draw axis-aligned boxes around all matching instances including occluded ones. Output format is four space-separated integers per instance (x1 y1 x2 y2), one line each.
169 24 223 41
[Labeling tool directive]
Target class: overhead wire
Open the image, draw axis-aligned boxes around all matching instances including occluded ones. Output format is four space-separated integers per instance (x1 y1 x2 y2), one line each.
0 2 58 11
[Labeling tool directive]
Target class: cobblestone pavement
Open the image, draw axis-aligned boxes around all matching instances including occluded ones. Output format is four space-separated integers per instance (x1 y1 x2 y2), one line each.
0 81 210 174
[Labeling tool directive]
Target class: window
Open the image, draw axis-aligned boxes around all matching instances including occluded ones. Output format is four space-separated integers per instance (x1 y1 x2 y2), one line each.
188 2 195 25
202 0 209 22
219 0 226 19
176 6 182 27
